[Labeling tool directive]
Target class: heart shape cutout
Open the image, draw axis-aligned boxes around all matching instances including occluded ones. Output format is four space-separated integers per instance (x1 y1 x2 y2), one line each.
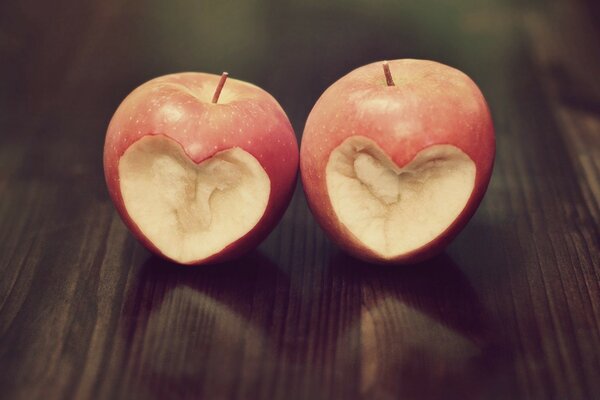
326 136 475 258
119 136 270 263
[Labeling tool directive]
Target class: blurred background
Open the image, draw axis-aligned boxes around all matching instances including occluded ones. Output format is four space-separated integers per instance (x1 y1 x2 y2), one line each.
1 0 599 165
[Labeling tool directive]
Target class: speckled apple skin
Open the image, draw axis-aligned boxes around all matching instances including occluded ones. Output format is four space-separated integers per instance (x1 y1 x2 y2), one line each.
300 59 495 264
104 72 298 265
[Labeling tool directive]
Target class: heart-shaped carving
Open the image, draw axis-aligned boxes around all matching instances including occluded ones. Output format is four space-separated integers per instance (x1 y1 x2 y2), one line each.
326 136 475 258
119 136 270 263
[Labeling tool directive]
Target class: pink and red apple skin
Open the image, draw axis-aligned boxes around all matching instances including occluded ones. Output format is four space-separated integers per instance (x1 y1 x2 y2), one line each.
104 72 299 265
300 59 495 264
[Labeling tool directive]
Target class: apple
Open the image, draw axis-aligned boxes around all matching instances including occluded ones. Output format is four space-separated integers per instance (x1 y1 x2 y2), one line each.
300 59 495 264
104 72 298 265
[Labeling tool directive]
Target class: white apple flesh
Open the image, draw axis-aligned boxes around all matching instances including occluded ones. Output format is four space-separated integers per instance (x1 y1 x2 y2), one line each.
104 72 298 265
301 59 495 264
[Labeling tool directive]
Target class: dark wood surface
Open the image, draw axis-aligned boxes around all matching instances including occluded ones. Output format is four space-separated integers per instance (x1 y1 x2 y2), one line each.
1 0 599 399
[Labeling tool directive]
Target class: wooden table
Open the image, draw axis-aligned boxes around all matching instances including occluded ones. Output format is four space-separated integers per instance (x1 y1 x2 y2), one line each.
1 0 599 398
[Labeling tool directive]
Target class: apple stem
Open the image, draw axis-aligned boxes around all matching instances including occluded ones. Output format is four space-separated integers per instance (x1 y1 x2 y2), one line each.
383 61 395 86
211 72 229 104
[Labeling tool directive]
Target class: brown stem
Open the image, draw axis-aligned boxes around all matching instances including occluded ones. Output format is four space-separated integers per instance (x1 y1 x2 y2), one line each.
211 72 229 103
382 61 395 86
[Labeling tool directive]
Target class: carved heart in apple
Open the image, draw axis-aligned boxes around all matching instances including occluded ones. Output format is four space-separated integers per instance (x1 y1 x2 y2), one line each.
301 59 495 264
104 72 298 265
327 136 475 258
119 135 271 263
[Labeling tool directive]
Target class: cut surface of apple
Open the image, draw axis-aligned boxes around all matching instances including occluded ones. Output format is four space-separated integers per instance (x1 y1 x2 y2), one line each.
119 135 270 264
326 136 476 258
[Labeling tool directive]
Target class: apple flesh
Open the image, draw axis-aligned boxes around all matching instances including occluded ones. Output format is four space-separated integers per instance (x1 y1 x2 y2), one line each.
104 72 298 265
300 59 495 264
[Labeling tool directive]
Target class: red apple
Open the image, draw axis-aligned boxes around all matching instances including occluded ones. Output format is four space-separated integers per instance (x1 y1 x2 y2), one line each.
300 59 495 264
104 72 298 265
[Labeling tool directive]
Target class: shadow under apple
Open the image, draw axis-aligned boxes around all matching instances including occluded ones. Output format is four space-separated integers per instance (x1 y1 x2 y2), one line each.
116 246 510 400
329 251 511 400
118 251 291 399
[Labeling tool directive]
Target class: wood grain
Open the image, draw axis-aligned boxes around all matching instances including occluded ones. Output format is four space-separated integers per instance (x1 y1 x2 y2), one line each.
0 0 599 399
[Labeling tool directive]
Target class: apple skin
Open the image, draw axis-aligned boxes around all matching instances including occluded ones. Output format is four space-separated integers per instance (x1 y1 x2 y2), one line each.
300 59 495 264
104 72 298 265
